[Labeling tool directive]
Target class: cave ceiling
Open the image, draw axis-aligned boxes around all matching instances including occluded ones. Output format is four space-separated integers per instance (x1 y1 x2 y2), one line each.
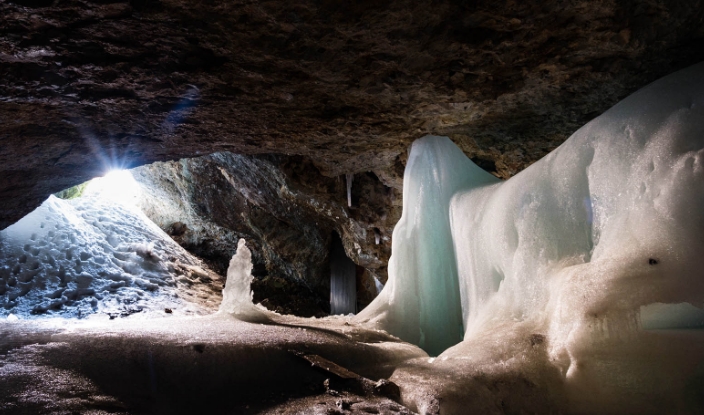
1 0 704 229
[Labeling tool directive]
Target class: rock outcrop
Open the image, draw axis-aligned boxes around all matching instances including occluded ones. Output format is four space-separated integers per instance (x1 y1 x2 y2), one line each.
2 0 704 229
133 152 400 315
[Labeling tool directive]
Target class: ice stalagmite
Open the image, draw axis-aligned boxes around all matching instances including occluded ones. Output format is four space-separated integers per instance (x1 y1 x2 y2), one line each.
219 239 267 320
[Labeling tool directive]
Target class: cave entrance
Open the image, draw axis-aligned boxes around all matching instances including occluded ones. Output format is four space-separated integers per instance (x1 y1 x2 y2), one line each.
1 153 394 321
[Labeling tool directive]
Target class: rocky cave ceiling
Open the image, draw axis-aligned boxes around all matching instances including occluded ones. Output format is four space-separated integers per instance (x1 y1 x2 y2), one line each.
2 0 704 230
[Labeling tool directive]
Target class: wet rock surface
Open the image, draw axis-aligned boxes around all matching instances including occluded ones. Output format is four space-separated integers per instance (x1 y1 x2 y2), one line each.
2 0 704 229
0 315 427 415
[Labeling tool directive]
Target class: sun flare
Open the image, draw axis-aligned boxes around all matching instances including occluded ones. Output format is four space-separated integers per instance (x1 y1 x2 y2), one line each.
84 169 142 206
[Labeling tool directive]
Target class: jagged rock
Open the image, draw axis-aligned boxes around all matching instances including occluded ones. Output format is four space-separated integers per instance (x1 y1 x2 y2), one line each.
132 152 400 314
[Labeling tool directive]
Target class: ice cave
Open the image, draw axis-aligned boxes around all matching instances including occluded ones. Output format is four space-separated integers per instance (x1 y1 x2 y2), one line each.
3 1 704 413
1 61 704 414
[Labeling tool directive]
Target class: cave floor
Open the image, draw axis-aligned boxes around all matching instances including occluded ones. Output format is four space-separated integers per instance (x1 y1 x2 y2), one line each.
4 312 703 414
0 314 425 414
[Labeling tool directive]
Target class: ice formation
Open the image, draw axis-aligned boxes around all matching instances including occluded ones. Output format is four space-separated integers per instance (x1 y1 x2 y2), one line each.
329 233 357 315
356 133 498 355
357 59 704 387
346 173 354 208
219 238 265 319
372 276 384 294
449 61 704 346
0 180 218 318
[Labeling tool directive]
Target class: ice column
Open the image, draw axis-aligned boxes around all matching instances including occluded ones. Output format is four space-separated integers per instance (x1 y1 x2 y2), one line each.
355 136 499 355
330 233 357 315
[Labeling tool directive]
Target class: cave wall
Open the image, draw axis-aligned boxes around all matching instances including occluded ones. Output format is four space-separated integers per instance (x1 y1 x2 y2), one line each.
3 0 704 229
132 152 400 315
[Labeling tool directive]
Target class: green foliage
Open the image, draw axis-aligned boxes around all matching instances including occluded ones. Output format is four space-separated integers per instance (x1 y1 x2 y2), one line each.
54 181 89 200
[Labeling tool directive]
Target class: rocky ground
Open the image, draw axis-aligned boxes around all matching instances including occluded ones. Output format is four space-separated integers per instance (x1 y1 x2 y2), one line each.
0 314 426 414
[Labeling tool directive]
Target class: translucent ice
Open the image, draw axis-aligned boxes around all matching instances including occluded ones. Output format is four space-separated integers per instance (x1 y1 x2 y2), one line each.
219 239 254 313
356 135 498 355
358 61 704 373
329 233 357 315
346 173 354 208
219 238 268 320
353 62 704 412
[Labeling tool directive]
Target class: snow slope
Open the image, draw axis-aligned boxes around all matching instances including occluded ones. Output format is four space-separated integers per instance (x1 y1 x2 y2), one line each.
0 193 220 319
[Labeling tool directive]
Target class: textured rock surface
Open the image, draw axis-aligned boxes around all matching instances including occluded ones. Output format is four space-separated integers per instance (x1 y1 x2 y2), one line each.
2 0 704 229
132 152 400 315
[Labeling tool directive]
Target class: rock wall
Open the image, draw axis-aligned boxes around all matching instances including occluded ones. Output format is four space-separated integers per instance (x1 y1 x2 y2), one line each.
132 152 401 315
3 0 704 228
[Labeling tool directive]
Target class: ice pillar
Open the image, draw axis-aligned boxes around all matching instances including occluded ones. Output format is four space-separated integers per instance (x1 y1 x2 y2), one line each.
220 239 257 316
330 232 357 315
355 136 499 355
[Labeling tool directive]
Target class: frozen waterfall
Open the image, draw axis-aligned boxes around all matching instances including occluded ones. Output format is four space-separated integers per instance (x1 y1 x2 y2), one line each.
355 134 499 355
329 232 357 315
357 62 704 362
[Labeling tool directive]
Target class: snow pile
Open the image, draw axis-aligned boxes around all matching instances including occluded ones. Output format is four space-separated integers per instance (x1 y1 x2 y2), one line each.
358 63 704 411
0 192 219 318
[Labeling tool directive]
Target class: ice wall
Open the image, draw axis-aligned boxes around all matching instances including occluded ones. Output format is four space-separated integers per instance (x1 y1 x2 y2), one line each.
450 62 704 345
358 62 704 365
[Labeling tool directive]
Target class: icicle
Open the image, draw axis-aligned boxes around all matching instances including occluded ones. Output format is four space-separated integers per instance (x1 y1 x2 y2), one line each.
373 276 384 294
345 173 354 208
374 228 381 245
